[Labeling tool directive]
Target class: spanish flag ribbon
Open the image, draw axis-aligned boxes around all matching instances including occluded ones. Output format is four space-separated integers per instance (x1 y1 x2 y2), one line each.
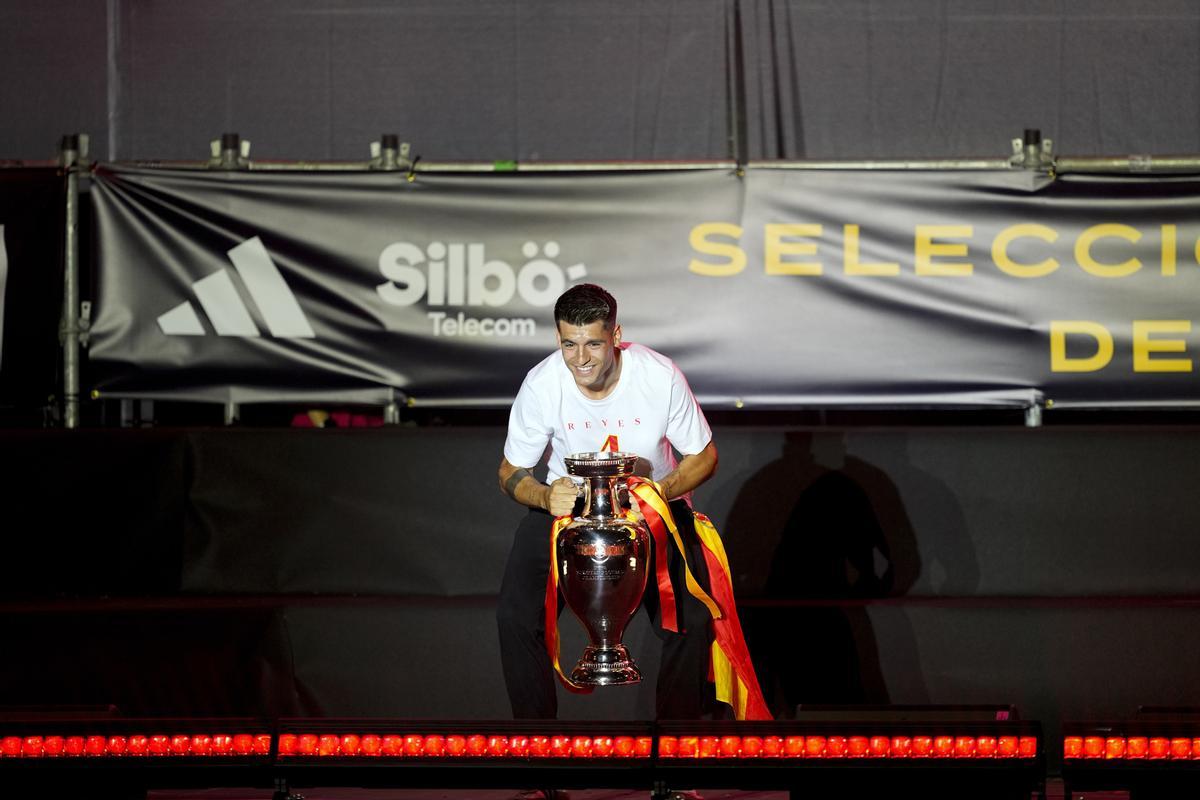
627 479 770 721
645 491 681 633
545 515 592 693
626 478 721 624
692 511 773 721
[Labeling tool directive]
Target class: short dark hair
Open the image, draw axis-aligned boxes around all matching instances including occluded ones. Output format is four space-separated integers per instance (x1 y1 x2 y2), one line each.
554 283 617 329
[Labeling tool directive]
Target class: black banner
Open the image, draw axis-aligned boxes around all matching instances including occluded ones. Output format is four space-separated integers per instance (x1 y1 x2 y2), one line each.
89 165 1200 409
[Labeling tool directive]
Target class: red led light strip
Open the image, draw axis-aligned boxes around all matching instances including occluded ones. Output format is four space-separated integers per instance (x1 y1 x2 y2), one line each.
0 734 270 759
277 733 653 759
1064 736 1200 761
274 733 1035 760
657 734 1037 759
0 732 1037 761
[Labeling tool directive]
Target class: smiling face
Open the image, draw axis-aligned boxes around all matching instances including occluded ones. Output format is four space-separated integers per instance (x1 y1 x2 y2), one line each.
556 319 623 399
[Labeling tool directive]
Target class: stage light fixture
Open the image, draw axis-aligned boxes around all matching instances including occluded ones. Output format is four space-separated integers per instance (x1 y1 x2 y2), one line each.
651 718 1042 799
1065 733 1200 762
276 722 655 762
1063 714 1200 799
656 733 1038 759
0 720 271 761
1 716 1043 799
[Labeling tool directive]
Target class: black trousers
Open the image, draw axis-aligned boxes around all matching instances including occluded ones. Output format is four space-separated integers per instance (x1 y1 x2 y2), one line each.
497 499 714 720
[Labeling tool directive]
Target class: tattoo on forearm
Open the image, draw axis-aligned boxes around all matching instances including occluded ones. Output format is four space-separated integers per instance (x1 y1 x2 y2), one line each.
504 467 533 498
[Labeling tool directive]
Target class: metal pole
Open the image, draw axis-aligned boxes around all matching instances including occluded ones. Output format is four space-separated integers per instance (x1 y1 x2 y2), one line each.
107 151 1200 175
751 158 1011 171
1055 155 1200 173
59 134 82 429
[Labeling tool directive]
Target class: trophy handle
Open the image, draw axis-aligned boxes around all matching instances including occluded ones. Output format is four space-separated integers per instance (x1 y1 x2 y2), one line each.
576 478 588 514
616 477 632 514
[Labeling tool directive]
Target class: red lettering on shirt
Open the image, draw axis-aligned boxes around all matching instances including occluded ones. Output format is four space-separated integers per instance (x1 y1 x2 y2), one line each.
566 422 575 431
634 417 641 426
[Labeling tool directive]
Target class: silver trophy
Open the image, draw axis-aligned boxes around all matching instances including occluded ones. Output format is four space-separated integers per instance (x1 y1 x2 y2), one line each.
557 451 652 686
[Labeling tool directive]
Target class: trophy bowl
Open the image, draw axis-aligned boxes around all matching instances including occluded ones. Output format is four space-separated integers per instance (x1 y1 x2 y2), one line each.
557 451 651 686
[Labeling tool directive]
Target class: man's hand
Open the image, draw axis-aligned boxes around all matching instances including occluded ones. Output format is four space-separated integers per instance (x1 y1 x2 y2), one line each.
547 476 581 517
499 457 581 515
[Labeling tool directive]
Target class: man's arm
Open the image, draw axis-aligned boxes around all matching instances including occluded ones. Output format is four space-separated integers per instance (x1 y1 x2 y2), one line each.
498 457 580 516
655 441 718 500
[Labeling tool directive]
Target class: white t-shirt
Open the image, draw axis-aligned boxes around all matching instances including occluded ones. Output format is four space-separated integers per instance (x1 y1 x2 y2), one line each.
504 342 713 484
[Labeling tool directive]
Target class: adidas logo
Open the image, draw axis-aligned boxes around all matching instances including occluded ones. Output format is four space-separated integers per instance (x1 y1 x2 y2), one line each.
158 237 315 338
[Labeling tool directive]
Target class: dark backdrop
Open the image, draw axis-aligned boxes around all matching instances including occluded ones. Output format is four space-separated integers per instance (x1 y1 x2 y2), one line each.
2 424 1198 771
2 1 1199 163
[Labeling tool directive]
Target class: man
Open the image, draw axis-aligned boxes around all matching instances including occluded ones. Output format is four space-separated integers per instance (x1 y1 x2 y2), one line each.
496 283 719 720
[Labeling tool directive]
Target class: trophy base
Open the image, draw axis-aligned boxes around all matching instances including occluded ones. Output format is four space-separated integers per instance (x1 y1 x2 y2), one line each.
570 645 642 686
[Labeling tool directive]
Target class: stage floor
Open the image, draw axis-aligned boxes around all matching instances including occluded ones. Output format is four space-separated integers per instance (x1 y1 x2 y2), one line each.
146 781 1071 799
149 791 789 800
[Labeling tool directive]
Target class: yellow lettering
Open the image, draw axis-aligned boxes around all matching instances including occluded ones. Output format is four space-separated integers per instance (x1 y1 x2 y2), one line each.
1162 224 1177 276
1050 321 1114 372
844 224 900 276
1133 320 1192 372
765 224 823 276
915 225 973 276
1075 224 1142 278
688 223 746 277
992 224 1060 278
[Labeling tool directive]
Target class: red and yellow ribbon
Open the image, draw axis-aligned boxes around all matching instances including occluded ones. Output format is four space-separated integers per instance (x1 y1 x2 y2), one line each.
692 511 773 721
545 514 591 693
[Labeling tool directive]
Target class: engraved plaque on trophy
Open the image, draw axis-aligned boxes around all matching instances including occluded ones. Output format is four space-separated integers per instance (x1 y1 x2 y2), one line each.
557 451 651 686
